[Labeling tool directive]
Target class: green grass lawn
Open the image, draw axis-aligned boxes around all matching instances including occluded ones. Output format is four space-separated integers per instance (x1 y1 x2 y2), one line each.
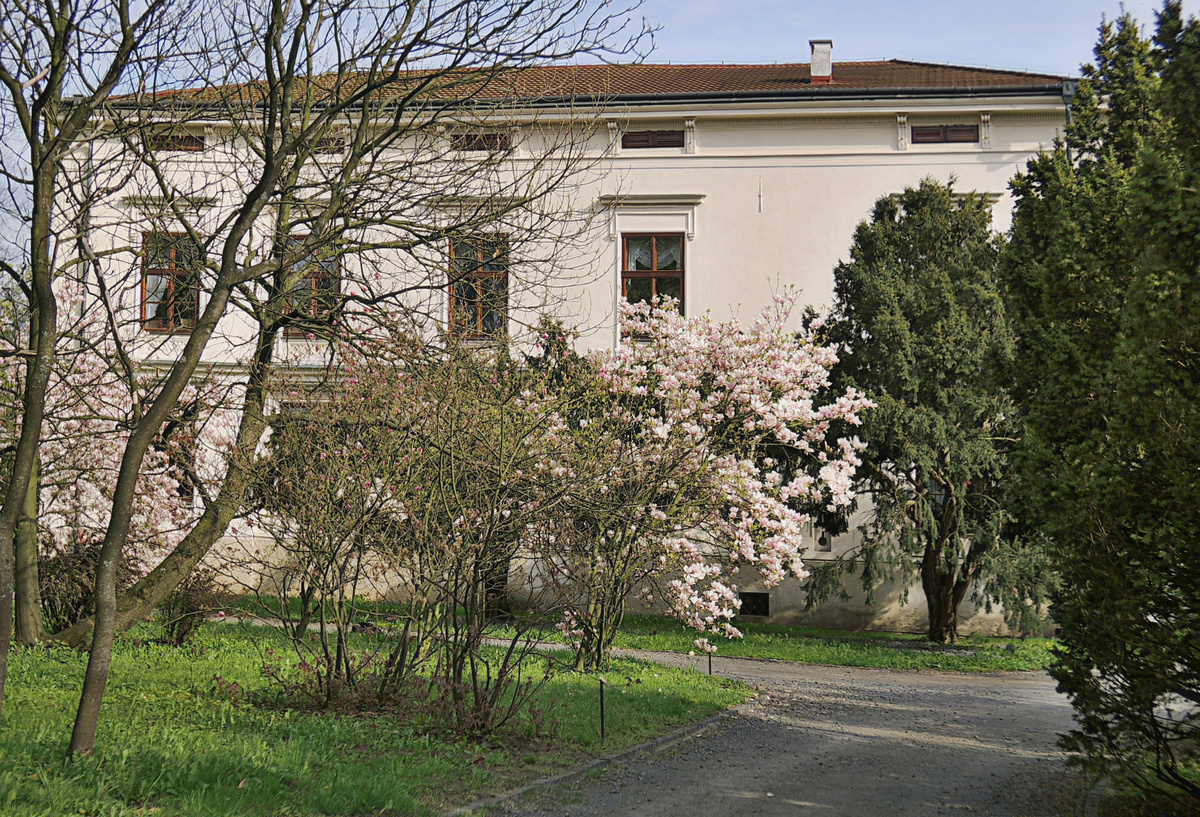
0 624 750 816
490 614 1056 672
611 615 1056 671
235 596 1056 672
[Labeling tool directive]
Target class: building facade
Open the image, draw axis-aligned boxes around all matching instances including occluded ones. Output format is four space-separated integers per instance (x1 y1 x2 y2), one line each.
83 42 1071 633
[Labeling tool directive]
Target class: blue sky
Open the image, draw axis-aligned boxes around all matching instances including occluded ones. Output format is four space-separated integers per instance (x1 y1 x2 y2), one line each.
636 0 1167 76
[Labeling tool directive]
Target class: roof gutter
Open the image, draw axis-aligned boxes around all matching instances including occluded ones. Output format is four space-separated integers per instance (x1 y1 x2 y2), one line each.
101 81 1073 117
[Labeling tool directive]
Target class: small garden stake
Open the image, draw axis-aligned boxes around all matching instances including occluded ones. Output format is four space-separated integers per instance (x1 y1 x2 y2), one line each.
599 677 606 744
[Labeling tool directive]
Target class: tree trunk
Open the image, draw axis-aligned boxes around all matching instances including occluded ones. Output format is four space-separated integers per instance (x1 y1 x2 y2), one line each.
14 459 46 645
924 575 960 644
67 538 119 756
52 339 273 649
68 226 247 756
0 166 59 723
921 537 960 644
922 545 983 644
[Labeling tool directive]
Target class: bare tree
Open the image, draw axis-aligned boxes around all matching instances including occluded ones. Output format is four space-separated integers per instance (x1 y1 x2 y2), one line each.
0 0 649 757
0 0 208 720
245 335 575 731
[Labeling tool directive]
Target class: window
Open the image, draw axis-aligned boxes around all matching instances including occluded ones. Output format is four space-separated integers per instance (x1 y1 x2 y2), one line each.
622 234 683 310
815 531 832 553
450 131 511 152
911 124 979 144
738 592 770 618
142 232 202 331
146 130 205 152
449 236 507 336
622 130 685 149
283 237 340 333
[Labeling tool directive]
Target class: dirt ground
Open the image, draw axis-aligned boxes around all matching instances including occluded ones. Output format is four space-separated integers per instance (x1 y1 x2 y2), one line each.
493 651 1096 817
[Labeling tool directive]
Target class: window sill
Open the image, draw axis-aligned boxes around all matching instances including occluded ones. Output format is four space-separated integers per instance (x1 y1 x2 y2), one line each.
142 325 196 335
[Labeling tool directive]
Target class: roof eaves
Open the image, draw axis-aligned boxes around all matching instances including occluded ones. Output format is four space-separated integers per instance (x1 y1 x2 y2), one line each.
500 82 1071 110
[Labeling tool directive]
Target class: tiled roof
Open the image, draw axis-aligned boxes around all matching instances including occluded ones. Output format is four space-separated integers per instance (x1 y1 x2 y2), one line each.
500 60 1066 99
125 60 1067 109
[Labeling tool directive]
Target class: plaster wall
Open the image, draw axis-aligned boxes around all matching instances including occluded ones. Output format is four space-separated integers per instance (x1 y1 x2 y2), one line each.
76 93 1067 633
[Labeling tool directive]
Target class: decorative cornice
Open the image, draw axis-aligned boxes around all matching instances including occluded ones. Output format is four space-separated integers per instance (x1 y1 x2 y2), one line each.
715 115 896 128
427 195 527 209
596 194 705 240
596 193 706 208
992 112 1068 124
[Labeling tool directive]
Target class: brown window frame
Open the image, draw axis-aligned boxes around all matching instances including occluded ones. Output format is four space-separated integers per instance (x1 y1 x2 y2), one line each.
450 131 512 153
141 232 202 333
282 236 341 336
449 235 508 337
621 130 685 149
911 124 980 144
621 233 685 313
146 131 206 152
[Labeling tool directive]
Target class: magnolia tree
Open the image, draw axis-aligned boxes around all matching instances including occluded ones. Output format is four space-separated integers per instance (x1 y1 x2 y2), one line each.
529 296 872 670
0 281 229 640
232 296 869 723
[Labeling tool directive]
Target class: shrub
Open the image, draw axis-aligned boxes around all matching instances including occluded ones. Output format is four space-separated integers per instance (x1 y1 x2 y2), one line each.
159 565 229 646
38 534 142 633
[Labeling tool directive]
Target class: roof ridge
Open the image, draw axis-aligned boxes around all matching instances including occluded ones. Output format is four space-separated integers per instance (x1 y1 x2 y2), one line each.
882 58 1066 79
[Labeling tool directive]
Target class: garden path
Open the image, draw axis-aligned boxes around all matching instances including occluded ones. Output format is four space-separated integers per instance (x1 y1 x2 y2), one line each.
494 651 1092 817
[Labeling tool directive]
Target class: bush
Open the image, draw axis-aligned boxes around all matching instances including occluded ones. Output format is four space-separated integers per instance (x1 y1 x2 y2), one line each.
38 535 142 633
159 565 229 646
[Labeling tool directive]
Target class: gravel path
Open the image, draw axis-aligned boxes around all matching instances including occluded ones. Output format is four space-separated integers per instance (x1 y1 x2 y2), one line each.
494 651 1091 817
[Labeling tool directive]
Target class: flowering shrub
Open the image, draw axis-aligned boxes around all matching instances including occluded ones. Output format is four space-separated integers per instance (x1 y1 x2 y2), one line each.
528 295 871 668
245 293 869 699
0 280 219 635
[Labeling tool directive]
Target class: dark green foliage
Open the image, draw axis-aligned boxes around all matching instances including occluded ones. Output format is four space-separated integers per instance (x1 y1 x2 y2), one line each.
818 179 1046 643
1002 4 1199 802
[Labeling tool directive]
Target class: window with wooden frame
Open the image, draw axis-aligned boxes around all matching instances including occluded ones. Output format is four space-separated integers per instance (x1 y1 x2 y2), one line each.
449 236 508 337
146 130 205 152
283 237 340 333
621 130 685 149
911 124 980 144
142 232 202 332
622 234 684 311
450 131 512 153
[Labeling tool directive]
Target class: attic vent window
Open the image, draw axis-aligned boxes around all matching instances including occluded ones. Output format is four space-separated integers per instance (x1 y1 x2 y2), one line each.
622 130 685 149
738 592 770 618
451 131 511 152
147 131 205 152
911 124 979 144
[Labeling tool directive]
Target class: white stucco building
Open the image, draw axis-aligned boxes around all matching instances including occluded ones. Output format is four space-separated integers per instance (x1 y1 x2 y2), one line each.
83 41 1071 632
